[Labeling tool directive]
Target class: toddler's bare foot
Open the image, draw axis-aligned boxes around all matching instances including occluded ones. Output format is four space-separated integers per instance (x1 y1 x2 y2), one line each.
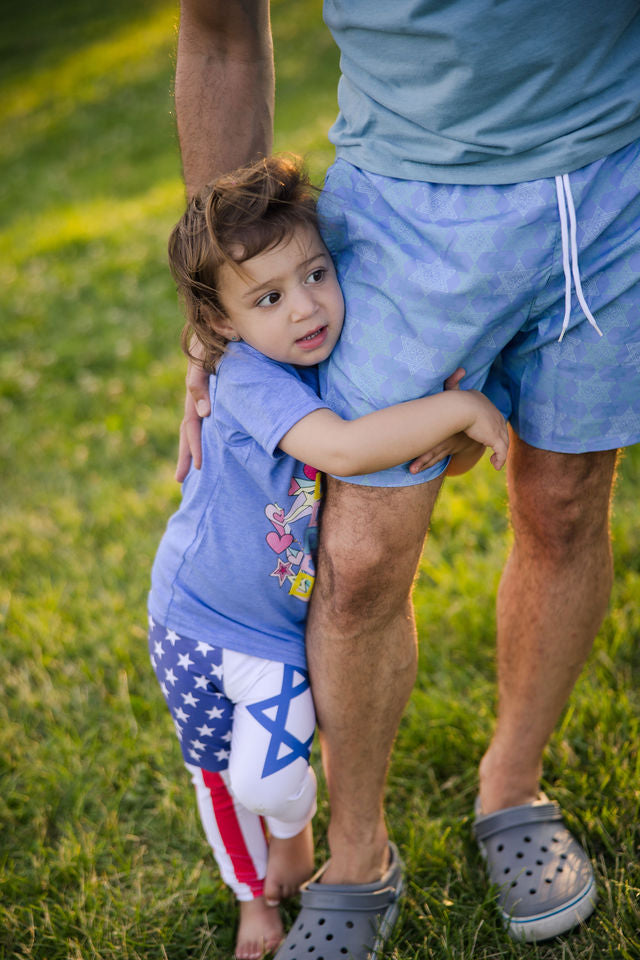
236 898 283 960
264 823 314 904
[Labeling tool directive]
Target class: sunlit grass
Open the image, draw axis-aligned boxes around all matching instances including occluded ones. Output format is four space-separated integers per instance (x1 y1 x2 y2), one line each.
0 5 177 126
1 179 183 262
2 1 639 958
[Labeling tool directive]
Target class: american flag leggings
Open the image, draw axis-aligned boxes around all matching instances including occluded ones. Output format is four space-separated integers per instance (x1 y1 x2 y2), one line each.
148 617 317 900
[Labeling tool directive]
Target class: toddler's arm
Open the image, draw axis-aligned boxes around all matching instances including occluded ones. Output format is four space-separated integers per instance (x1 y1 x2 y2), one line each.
278 387 508 476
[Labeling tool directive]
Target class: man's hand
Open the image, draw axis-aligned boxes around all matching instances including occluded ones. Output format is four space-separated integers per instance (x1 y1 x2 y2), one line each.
409 431 484 474
175 357 211 481
408 367 508 474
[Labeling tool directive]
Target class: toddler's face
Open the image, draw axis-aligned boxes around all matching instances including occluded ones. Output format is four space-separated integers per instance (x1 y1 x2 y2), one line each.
215 224 344 366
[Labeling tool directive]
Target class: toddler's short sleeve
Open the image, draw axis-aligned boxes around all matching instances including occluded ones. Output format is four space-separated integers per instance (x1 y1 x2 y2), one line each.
213 344 329 458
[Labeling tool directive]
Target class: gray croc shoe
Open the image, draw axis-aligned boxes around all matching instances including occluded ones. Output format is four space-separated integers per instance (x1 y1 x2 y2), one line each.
274 842 404 960
473 795 597 942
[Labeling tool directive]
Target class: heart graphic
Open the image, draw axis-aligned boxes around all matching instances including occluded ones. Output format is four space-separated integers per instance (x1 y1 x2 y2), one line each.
303 465 318 481
266 532 294 554
265 504 286 529
288 478 301 496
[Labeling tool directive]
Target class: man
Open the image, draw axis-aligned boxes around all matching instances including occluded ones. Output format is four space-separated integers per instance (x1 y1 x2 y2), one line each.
173 2 640 955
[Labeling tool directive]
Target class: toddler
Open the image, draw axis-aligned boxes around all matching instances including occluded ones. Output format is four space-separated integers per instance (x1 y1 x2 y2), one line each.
148 155 508 959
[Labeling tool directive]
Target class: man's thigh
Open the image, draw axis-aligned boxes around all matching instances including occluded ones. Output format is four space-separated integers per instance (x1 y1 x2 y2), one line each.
317 159 558 487
492 139 640 455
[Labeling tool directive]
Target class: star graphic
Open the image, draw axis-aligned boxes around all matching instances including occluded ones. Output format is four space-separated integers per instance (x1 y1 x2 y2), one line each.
153 640 164 658
296 486 317 511
195 640 213 656
196 723 215 737
165 629 180 645
177 652 194 671
627 343 640 372
164 668 178 687
194 675 210 690
215 748 231 762
210 663 223 680
175 706 190 723
270 557 294 587
190 739 206 752
148 613 155 629
221 730 233 742
161 682 169 697
206 706 225 720
182 691 200 708
188 747 202 760
395 335 438 375
174 721 183 740
247 666 313 778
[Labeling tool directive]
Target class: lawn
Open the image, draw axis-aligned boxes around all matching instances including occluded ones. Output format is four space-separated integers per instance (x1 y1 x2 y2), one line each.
1 2 639 958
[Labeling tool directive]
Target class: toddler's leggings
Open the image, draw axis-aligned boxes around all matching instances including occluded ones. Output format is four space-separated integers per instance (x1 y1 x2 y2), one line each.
148 617 317 900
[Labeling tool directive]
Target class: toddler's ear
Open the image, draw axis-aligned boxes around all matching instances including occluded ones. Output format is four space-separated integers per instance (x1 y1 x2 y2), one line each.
203 303 236 341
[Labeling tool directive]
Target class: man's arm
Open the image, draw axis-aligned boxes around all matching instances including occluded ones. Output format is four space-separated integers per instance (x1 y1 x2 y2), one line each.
176 0 274 196
175 0 274 479
279 389 509 476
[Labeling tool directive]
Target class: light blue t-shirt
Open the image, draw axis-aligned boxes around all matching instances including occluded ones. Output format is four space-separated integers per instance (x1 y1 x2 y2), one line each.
149 343 328 670
324 0 640 184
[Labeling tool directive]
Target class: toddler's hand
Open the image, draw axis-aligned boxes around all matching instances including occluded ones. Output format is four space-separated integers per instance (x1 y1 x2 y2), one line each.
464 391 509 470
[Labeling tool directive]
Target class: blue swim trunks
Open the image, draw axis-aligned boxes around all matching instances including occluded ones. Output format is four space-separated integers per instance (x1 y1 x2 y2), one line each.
317 139 640 487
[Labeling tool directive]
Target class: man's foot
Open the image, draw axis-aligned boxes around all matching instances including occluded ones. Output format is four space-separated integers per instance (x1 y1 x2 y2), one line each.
474 795 597 942
320 822 390 886
264 823 314 904
477 743 541 815
236 898 283 960
273 842 404 960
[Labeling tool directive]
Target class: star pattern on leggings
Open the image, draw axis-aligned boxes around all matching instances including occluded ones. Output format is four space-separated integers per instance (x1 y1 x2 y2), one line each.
247 665 313 778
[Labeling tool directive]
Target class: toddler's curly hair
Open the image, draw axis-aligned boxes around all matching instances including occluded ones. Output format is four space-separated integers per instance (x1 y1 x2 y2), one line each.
168 155 319 371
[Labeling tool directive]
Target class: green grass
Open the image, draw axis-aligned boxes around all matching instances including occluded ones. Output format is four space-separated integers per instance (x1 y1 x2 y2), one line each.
1 2 639 957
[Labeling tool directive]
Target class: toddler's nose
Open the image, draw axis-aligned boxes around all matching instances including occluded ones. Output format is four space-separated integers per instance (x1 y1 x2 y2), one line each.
290 288 317 322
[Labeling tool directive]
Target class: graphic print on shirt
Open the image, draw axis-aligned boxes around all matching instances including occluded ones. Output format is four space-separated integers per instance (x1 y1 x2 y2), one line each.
265 465 322 603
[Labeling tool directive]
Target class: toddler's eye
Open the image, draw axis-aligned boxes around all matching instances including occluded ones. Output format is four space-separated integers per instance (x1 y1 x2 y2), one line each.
257 291 281 307
306 268 326 284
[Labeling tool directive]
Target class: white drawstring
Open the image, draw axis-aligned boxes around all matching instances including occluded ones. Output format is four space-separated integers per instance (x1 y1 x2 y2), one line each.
554 173 603 342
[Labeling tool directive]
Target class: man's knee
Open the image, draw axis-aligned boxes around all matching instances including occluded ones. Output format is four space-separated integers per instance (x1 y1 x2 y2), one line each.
508 439 617 554
314 477 441 623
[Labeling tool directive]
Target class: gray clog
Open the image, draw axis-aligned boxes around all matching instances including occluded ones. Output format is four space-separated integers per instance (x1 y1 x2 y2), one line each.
274 842 404 960
474 795 597 941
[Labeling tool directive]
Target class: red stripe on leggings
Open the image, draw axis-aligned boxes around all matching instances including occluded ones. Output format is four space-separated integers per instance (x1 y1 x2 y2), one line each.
201 769 264 897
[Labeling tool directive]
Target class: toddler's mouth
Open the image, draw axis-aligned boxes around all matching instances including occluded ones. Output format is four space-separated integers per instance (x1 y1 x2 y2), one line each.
296 325 327 347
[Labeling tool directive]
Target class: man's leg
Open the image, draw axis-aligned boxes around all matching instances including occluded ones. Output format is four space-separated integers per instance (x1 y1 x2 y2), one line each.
479 434 617 813
306 474 443 885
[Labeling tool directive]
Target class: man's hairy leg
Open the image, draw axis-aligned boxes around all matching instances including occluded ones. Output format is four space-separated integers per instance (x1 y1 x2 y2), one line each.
306 475 443 885
479 434 617 814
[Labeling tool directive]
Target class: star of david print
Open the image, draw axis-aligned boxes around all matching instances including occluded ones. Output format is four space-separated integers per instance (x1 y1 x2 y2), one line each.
247 665 313 779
